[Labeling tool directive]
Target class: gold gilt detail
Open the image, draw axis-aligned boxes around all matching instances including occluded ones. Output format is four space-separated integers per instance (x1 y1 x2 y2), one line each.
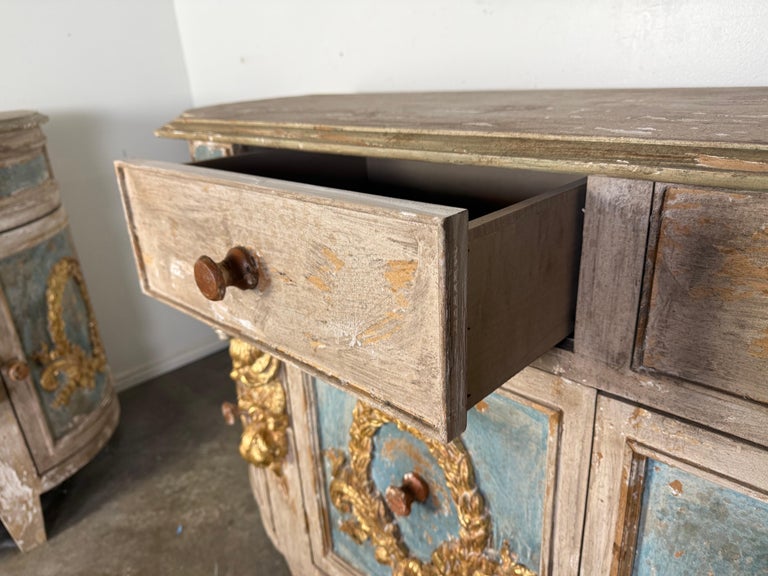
228 339 288 476
35 257 107 408
329 401 536 576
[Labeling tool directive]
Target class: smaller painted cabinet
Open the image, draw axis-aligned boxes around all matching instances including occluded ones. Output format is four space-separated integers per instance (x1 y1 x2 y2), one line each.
0 111 119 551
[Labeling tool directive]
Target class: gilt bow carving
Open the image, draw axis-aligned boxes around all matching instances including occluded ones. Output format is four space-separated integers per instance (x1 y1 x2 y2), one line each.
34 257 107 408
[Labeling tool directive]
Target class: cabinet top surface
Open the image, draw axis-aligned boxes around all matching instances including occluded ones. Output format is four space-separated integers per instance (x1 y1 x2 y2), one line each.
158 88 768 190
0 110 47 133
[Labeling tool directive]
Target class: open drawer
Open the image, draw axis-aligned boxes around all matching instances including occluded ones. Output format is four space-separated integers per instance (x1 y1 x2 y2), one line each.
116 150 585 441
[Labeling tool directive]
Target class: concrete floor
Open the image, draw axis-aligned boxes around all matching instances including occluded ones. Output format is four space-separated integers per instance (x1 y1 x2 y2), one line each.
0 350 292 576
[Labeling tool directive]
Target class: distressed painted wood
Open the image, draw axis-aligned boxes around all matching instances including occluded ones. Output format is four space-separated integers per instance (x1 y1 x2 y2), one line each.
0 110 59 233
117 158 467 440
574 177 654 368
157 89 768 191
0 210 118 475
637 186 768 402
118 156 583 441
120 92 768 574
581 396 768 575
0 380 45 552
252 361 317 576
533 347 768 450
293 367 594 576
0 112 120 552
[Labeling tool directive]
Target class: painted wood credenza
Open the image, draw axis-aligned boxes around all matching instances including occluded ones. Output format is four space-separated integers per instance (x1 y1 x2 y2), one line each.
117 90 768 575
0 111 119 551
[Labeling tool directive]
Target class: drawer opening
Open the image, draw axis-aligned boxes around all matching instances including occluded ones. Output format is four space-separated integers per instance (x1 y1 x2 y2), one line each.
118 152 586 441
195 148 583 220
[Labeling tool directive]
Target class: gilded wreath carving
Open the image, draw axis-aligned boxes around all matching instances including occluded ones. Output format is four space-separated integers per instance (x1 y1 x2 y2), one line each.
34 257 107 408
228 339 289 476
328 401 536 576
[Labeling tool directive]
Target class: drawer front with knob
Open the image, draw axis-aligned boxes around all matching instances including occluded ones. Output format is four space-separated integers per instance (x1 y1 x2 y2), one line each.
117 153 585 441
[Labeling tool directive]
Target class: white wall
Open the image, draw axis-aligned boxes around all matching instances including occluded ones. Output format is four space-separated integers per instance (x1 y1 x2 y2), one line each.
1 0 224 390
3 1 765 391
175 0 768 107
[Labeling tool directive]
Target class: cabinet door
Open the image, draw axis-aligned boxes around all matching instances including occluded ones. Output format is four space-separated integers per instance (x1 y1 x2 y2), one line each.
582 397 768 575
0 208 118 475
292 367 595 576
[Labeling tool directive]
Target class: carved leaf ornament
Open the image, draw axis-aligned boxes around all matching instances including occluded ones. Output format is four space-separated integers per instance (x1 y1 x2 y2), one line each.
35 258 107 408
329 401 536 576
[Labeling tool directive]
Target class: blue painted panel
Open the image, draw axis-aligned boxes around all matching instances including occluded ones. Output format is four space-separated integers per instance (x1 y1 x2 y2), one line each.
192 144 227 161
633 459 768 575
0 154 49 197
315 379 551 573
316 380 390 576
464 395 549 567
0 230 109 440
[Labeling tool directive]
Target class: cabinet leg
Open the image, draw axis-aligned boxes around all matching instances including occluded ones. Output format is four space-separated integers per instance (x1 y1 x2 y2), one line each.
0 464 46 551
1 392 47 552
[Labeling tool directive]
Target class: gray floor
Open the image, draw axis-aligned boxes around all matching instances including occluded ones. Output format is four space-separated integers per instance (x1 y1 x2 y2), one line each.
0 350 292 576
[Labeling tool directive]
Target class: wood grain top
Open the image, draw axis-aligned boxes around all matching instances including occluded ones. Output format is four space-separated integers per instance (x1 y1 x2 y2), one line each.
157 89 768 190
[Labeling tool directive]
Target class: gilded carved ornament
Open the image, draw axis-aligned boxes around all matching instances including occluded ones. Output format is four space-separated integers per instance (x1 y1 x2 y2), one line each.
34 257 107 408
228 338 289 476
328 401 536 576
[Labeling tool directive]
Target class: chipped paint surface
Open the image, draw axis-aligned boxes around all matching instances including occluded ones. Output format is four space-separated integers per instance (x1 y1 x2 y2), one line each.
695 154 768 173
306 274 330 292
632 459 768 575
321 247 345 272
643 187 768 395
0 462 37 548
385 260 417 293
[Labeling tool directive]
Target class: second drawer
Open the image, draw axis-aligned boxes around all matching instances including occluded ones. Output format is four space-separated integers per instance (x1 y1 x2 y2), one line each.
117 150 584 440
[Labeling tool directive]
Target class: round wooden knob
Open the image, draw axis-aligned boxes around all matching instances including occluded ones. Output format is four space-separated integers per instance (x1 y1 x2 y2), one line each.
385 472 429 517
194 246 259 301
5 360 30 382
221 401 240 425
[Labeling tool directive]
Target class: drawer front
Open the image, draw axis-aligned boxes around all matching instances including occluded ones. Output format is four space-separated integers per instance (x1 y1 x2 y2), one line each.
118 160 467 439
309 368 595 575
637 186 768 402
583 397 768 575
0 208 115 471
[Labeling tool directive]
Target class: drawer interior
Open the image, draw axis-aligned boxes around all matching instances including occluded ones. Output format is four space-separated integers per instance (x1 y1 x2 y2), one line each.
196 149 586 412
196 148 583 220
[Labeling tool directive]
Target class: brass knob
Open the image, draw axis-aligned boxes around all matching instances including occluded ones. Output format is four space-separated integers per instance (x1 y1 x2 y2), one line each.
385 472 429 517
5 360 30 382
194 246 259 301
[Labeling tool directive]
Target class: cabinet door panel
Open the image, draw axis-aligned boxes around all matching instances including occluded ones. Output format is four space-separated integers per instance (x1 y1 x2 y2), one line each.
582 397 768 575
300 367 595 576
0 209 116 472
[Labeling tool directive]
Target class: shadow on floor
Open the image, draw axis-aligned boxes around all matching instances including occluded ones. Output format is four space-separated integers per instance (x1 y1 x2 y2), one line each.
0 350 292 576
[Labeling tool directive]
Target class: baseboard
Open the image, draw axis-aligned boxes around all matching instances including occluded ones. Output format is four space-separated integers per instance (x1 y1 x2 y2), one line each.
113 339 230 392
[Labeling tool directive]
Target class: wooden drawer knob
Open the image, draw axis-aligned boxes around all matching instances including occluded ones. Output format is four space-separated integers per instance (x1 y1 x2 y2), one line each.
4 360 30 382
385 472 429 517
194 246 259 301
